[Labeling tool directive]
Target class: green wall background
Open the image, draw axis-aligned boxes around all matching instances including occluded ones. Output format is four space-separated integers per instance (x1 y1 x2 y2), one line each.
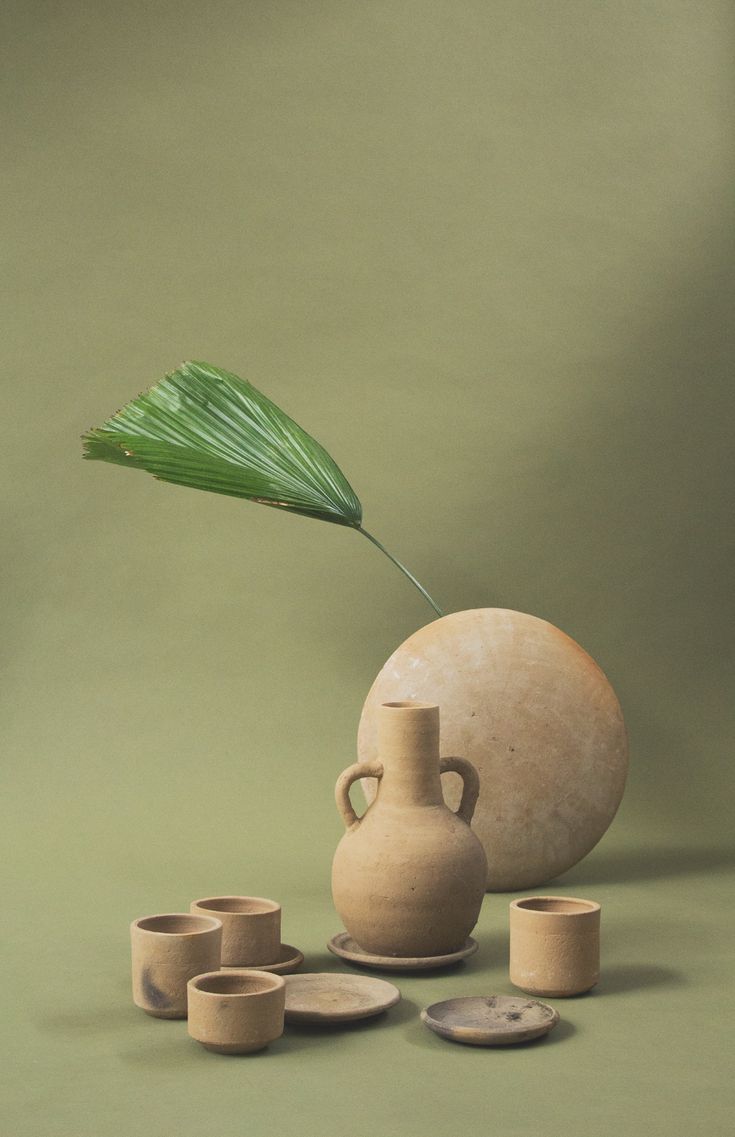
3 3 733 1134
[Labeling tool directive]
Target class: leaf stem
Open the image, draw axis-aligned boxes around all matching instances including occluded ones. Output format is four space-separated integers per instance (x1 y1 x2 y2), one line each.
357 527 444 618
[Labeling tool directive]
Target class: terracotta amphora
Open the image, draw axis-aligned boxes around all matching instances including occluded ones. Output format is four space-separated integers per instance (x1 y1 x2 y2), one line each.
331 701 488 957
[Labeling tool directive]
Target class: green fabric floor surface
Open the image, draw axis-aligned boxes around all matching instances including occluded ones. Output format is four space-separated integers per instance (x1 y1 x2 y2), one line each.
3 841 733 1137
4 1 734 1133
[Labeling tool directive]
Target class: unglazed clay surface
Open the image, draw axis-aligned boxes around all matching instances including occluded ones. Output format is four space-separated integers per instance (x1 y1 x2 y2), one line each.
221 944 304 974
284 973 400 1023
332 702 488 956
187 970 285 1054
358 609 628 891
327 932 478 971
421 995 559 1046
190 896 281 967
509 896 601 996
130 913 222 1019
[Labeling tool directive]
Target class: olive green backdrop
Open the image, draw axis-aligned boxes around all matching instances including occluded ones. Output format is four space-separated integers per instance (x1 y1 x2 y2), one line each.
3 2 733 1134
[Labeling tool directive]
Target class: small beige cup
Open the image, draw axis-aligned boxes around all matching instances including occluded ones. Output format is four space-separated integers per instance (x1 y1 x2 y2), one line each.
187 970 286 1054
190 896 281 966
509 896 601 997
130 913 223 1018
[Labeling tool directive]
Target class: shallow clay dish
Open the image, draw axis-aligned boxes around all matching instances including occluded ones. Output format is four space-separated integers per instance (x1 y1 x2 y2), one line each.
328 932 477 971
358 608 629 891
421 995 560 1046
222 944 303 975
284 973 401 1024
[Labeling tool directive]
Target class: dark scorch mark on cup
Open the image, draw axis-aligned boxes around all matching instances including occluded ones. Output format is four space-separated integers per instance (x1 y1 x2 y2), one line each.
142 969 170 1010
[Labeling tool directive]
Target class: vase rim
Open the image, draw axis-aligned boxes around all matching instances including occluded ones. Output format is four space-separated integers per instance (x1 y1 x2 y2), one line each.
381 700 438 711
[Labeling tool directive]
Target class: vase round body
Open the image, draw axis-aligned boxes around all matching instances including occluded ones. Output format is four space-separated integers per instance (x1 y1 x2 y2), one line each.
358 609 628 892
331 701 488 957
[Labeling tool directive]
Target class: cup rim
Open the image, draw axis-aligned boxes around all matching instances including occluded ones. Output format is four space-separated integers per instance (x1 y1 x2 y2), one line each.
131 913 223 936
190 895 281 916
510 896 601 916
188 969 285 997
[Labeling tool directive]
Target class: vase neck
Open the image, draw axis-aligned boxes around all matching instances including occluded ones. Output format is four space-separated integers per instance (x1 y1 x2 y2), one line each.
376 702 443 807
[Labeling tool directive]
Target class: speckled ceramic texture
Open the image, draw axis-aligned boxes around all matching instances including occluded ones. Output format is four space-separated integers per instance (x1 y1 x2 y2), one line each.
284 973 401 1023
358 608 629 891
189 896 281 966
222 944 304 974
328 932 478 971
130 913 223 1019
421 995 560 1046
333 702 487 957
187 970 285 1054
510 896 601 996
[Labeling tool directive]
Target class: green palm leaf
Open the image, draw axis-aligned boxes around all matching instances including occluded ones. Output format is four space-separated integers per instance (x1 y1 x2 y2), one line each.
82 361 362 526
83 361 443 615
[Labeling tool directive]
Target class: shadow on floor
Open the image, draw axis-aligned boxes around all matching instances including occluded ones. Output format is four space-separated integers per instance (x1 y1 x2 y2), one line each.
553 845 735 888
277 996 417 1051
514 1017 575 1047
300 950 349 971
594 963 684 996
39 1005 137 1035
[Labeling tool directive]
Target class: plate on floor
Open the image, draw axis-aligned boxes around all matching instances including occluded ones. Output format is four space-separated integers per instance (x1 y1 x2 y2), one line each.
284 973 401 1024
421 994 559 1046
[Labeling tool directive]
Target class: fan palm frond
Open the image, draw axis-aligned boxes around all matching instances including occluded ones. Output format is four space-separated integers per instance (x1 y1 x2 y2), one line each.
83 361 443 615
82 361 362 526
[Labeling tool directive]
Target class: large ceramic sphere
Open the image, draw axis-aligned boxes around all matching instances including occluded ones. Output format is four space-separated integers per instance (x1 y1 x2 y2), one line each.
358 609 628 891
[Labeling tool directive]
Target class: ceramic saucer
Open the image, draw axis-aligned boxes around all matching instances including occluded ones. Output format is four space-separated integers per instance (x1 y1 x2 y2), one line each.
327 932 478 971
421 994 560 1046
284 973 401 1024
222 944 304 974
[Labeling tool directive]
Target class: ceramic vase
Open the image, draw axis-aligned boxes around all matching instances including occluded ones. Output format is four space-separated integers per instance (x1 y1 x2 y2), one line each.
332 701 488 957
358 608 628 891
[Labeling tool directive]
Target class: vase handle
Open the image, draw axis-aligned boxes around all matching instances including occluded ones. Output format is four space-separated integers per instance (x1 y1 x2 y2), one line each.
335 762 384 829
439 756 481 824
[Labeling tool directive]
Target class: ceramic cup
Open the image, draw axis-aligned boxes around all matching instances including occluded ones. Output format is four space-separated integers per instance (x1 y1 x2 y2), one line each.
130 913 223 1018
187 970 286 1054
190 896 281 966
509 896 601 997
